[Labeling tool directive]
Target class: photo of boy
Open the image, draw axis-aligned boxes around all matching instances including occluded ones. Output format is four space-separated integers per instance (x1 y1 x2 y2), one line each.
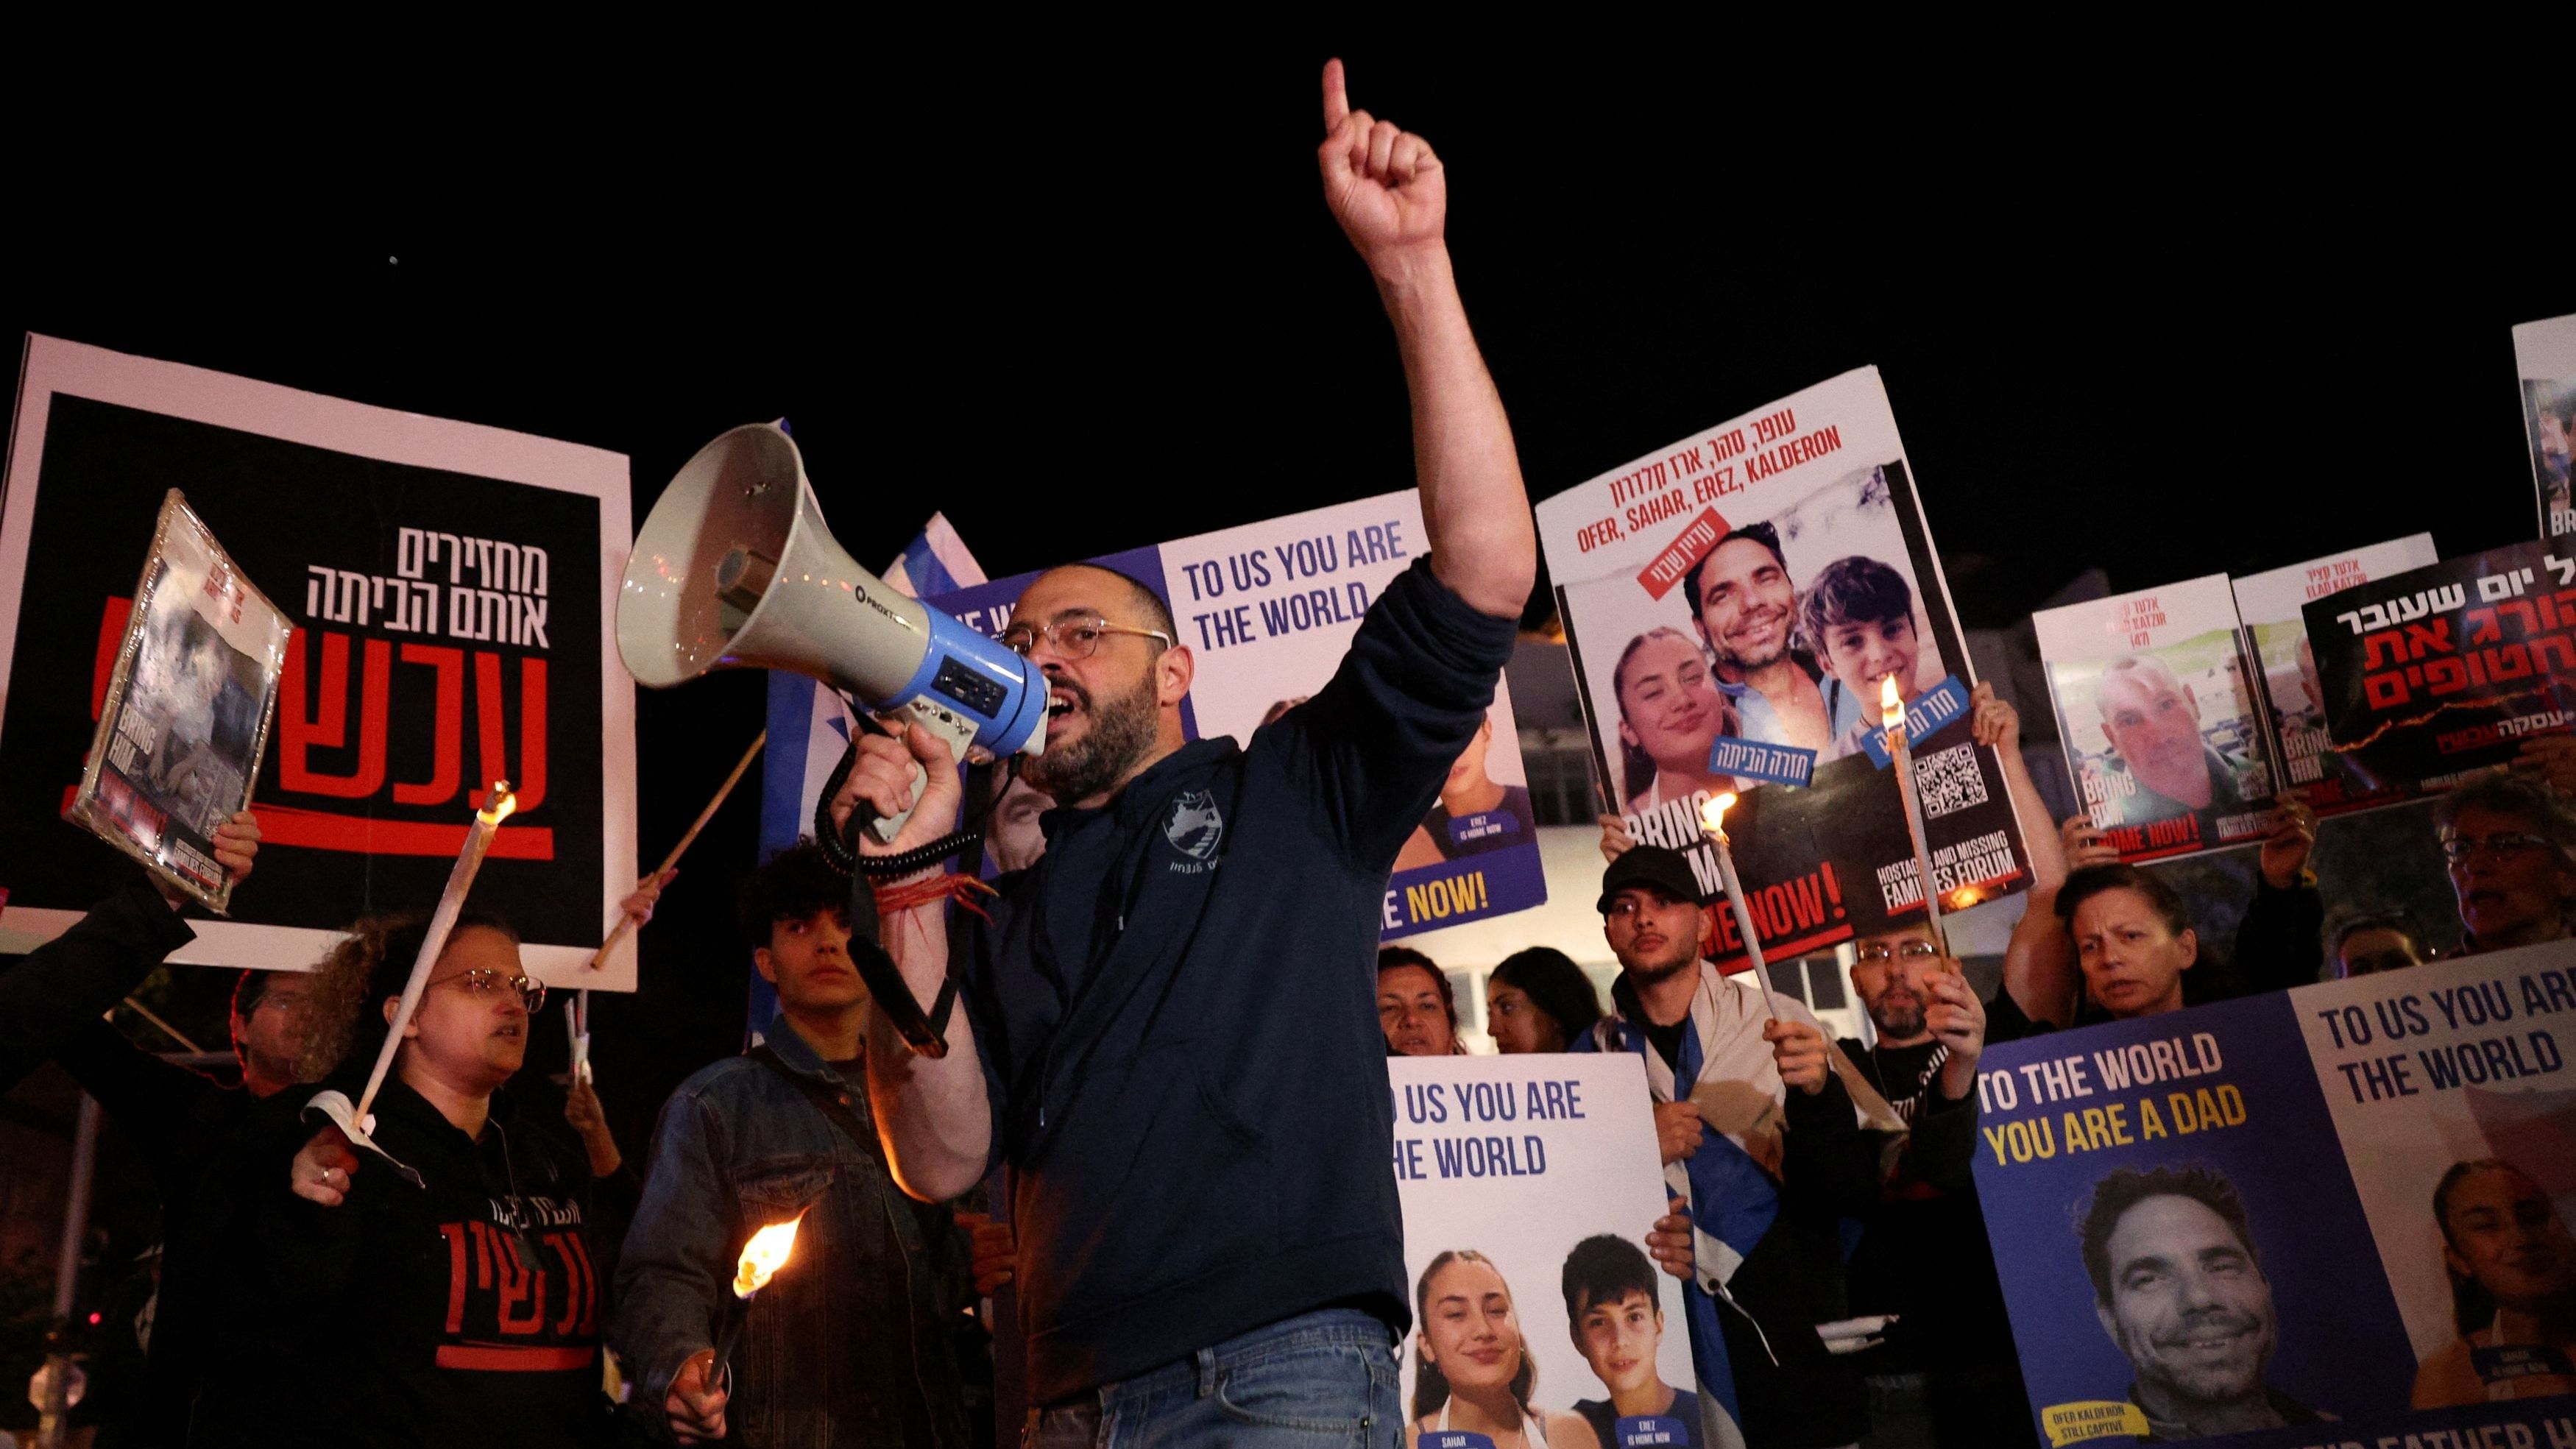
1800 553 1930 764
1560 1234 1703 1447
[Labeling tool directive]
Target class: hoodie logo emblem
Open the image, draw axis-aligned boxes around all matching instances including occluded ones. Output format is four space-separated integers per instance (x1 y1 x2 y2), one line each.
1164 790 1224 867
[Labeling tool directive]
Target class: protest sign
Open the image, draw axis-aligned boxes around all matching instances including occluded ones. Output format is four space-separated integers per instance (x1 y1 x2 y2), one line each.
2516 312 2576 542
1974 945 2576 1446
2034 576 2277 864
2229 535 2438 820
68 491 290 911
2303 541 2576 790
0 337 637 985
1535 368 2029 966
1391 1052 1710 1448
925 489 1546 939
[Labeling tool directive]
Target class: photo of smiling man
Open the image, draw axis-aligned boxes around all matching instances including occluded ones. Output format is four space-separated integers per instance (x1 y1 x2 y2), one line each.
1560 1235 1703 1448
2078 1163 2329 1441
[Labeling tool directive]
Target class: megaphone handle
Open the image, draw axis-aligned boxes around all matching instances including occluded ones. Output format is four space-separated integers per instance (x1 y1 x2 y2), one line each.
866 698 983 843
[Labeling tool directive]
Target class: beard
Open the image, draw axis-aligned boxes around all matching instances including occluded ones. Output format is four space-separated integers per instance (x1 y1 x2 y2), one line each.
1871 991 1926 1040
1024 670 1160 804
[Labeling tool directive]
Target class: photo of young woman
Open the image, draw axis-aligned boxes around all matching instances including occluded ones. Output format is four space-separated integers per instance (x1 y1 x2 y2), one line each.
1610 627 1736 815
2411 1158 2576 1407
1409 1250 1602 1448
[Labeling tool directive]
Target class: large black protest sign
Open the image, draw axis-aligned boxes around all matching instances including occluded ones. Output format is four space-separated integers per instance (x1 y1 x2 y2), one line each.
0 338 640 985
2304 541 2576 791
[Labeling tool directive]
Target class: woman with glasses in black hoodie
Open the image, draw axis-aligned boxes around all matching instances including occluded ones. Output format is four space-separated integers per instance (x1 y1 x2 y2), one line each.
230 912 641 1449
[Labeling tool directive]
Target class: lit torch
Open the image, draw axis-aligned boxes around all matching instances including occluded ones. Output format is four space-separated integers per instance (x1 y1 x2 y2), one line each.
1880 677 1947 954
710 1213 804 1389
302 783 520 1177
1699 791 1786 1021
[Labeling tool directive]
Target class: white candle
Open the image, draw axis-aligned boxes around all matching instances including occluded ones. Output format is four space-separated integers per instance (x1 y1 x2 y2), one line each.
353 782 519 1124
1880 679 1947 953
1699 792 1786 1021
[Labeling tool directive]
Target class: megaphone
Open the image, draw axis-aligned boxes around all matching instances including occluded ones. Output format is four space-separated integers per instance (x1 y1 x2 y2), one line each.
618 424 1046 839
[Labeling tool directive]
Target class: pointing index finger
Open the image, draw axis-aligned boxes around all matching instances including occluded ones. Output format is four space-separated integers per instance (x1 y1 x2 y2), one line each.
1322 57 1350 132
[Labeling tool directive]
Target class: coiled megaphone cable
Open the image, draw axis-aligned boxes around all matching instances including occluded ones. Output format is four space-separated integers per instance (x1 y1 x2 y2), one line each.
809 713 1013 1057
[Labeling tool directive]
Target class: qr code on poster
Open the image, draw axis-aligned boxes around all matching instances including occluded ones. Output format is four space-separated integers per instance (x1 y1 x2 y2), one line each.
1914 744 1987 818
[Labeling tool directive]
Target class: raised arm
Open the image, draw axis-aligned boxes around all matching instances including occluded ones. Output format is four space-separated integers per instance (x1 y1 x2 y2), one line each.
1974 686 2083 1028
1318 59 1533 620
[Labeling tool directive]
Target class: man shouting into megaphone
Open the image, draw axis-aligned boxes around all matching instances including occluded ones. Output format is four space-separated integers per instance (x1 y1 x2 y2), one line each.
832 59 1535 1448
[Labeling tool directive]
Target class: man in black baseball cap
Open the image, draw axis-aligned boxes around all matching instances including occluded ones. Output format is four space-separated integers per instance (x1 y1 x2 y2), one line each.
1594 844 1708 915
1573 844 1885 1449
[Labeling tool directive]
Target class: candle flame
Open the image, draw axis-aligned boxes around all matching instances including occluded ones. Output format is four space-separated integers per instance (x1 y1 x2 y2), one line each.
477 781 517 826
1699 791 1739 835
1879 675 1903 729
734 1213 803 1298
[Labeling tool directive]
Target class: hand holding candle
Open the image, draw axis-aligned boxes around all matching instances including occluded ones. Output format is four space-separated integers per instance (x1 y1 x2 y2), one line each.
301 784 518 1177
707 1212 804 1402
1699 791 1786 1021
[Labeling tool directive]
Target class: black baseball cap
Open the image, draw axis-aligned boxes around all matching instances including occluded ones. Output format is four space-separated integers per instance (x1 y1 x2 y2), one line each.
1596 846 1708 914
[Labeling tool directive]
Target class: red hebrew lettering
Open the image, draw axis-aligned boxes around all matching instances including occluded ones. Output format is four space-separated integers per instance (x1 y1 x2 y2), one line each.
473 655 549 812
2469 608 2502 647
2502 599 2541 637
2365 672 2411 709
394 645 464 806
441 1223 470 1333
2536 634 2576 673
2487 644 2533 681
92 598 134 720
2425 657 2471 695
2406 620 2451 658
280 631 389 798
488 1224 547 1335
2364 631 2407 670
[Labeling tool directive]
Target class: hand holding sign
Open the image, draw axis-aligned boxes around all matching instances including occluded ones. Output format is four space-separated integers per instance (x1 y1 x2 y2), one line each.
1765 1017 1830 1095
2257 793 2317 890
1317 59 1445 268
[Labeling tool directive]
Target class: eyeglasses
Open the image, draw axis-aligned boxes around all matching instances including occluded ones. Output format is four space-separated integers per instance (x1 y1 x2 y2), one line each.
2438 831 2561 865
433 967 546 1013
998 614 1173 661
1853 939 1941 965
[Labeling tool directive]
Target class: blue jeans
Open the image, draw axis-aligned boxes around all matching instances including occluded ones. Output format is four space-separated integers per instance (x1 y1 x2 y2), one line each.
1025 1308 1401 1448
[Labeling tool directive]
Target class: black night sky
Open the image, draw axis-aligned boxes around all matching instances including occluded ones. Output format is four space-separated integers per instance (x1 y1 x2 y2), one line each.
4 21 2568 1147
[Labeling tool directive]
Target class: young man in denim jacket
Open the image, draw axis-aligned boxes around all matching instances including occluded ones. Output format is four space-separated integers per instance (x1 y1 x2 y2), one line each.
614 843 976 1448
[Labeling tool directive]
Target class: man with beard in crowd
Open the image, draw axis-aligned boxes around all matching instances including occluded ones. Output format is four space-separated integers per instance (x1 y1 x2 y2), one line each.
833 60 1538 1442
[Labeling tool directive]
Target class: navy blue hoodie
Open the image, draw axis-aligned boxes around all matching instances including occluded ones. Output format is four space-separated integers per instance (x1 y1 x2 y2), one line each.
955 556 1515 1400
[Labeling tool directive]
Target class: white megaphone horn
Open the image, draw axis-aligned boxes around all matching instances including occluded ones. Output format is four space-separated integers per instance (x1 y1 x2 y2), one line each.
617 424 1046 838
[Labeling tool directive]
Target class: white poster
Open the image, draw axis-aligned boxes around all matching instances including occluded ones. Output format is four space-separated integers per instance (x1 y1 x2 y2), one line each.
2515 313 2576 542
1391 1052 1704 1447
2034 575 2274 865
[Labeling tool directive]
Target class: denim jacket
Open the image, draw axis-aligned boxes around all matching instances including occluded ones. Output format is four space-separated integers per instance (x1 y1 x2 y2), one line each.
612 1021 974 1449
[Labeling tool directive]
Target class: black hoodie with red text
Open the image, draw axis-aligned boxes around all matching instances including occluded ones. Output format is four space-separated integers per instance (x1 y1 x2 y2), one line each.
230 1072 634 1449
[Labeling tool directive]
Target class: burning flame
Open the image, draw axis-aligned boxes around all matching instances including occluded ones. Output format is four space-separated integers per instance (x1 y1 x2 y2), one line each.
734 1214 803 1298
1699 791 1738 836
477 780 519 826
1879 675 1903 729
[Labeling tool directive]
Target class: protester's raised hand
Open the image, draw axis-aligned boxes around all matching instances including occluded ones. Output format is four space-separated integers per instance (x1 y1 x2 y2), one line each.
665 1350 729 1443
2514 735 2576 796
955 1211 1016 1295
1597 812 1635 864
565 1078 621 1176
827 720 963 860
1653 1099 1702 1165
1317 58 1445 268
291 1124 360 1207
1922 969 1986 1067
619 867 677 927
2060 812 2119 871
2257 793 2317 890
1646 1196 1695 1281
1969 681 2021 754
1763 1018 1830 1095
